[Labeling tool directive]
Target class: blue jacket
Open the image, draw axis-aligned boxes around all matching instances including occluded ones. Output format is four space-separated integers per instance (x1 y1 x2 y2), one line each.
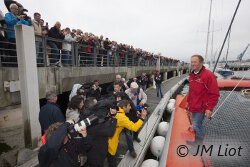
4 12 32 39
39 102 65 134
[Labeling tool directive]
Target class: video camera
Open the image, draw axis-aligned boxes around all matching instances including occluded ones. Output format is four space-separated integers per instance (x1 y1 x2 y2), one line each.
67 114 98 136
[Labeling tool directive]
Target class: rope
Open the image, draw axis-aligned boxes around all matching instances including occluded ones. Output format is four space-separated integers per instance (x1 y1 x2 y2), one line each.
241 89 250 98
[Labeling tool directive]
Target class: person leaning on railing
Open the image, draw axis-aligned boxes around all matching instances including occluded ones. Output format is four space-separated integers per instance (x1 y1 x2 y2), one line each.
4 3 32 65
47 21 65 65
32 12 46 65
62 28 75 66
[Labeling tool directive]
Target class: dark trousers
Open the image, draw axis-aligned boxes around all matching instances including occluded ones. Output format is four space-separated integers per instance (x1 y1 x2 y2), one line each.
48 41 59 64
156 83 163 97
124 129 135 152
107 152 116 167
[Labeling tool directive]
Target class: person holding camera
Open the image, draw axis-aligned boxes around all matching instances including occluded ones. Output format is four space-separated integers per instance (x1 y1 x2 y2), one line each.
125 82 147 144
80 99 117 167
86 80 102 101
38 120 92 167
154 69 163 98
108 100 147 167
4 3 32 64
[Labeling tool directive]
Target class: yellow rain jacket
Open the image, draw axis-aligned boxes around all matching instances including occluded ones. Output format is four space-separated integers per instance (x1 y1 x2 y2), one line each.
108 107 143 155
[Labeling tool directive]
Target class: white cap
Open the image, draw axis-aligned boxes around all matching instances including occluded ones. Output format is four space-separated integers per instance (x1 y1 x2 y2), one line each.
130 82 139 89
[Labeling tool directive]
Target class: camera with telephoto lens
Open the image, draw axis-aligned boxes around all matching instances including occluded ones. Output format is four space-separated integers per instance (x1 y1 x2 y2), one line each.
67 114 98 136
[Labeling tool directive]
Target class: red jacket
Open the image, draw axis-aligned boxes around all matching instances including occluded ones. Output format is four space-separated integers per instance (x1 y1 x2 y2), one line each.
188 66 219 113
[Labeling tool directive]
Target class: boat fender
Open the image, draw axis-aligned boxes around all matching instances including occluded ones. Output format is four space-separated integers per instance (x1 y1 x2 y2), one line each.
150 136 165 157
141 159 159 167
157 122 169 137
169 99 176 104
167 102 175 113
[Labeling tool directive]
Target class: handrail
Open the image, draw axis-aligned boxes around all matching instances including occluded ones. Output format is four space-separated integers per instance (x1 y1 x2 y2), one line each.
0 26 181 67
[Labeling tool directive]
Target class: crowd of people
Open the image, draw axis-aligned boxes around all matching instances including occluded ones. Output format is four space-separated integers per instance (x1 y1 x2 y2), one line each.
38 71 166 167
0 2 181 67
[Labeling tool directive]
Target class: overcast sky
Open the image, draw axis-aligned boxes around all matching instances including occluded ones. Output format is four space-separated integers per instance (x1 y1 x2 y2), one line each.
1 0 249 62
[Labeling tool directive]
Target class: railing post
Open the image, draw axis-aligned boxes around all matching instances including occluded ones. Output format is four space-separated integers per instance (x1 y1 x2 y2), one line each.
132 53 135 66
115 51 118 67
107 50 110 67
43 36 48 67
94 48 97 67
75 43 79 66
71 42 75 67
125 53 128 67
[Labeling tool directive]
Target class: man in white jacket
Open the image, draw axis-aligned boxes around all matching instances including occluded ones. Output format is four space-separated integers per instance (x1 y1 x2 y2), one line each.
62 27 75 66
125 82 147 107
124 82 147 150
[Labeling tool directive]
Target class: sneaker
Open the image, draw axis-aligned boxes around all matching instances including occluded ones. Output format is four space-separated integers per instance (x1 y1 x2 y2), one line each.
54 61 61 67
130 151 137 158
134 137 141 143
117 154 125 159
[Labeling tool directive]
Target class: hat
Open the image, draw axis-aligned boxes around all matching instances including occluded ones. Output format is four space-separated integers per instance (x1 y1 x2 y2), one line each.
130 82 139 89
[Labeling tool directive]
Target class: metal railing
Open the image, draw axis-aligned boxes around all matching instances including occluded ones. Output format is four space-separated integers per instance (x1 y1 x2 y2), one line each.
0 27 180 67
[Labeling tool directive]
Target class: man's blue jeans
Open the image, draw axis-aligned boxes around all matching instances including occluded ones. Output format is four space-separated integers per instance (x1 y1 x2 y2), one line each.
61 50 71 65
48 41 59 64
192 112 205 139
156 83 163 97
35 41 43 64
124 129 135 152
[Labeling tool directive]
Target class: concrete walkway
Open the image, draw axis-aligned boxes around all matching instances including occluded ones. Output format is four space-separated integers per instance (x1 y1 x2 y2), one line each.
107 74 188 166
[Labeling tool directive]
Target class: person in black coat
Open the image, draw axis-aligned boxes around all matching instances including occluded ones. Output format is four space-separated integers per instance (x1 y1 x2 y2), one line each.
38 121 92 167
39 91 65 135
80 98 117 167
154 69 163 98
86 80 102 101
138 72 148 91
48 21 65 64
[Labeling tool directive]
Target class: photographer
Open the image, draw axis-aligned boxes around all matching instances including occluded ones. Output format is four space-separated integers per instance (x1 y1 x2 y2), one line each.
4 3 32 64
108 100 147 167
125 82 147 144
81 99 117 167
38 121 92 167
86 80 102 101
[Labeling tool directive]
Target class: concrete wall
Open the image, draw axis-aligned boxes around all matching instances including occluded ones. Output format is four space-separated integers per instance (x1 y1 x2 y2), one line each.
0 66 188 108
